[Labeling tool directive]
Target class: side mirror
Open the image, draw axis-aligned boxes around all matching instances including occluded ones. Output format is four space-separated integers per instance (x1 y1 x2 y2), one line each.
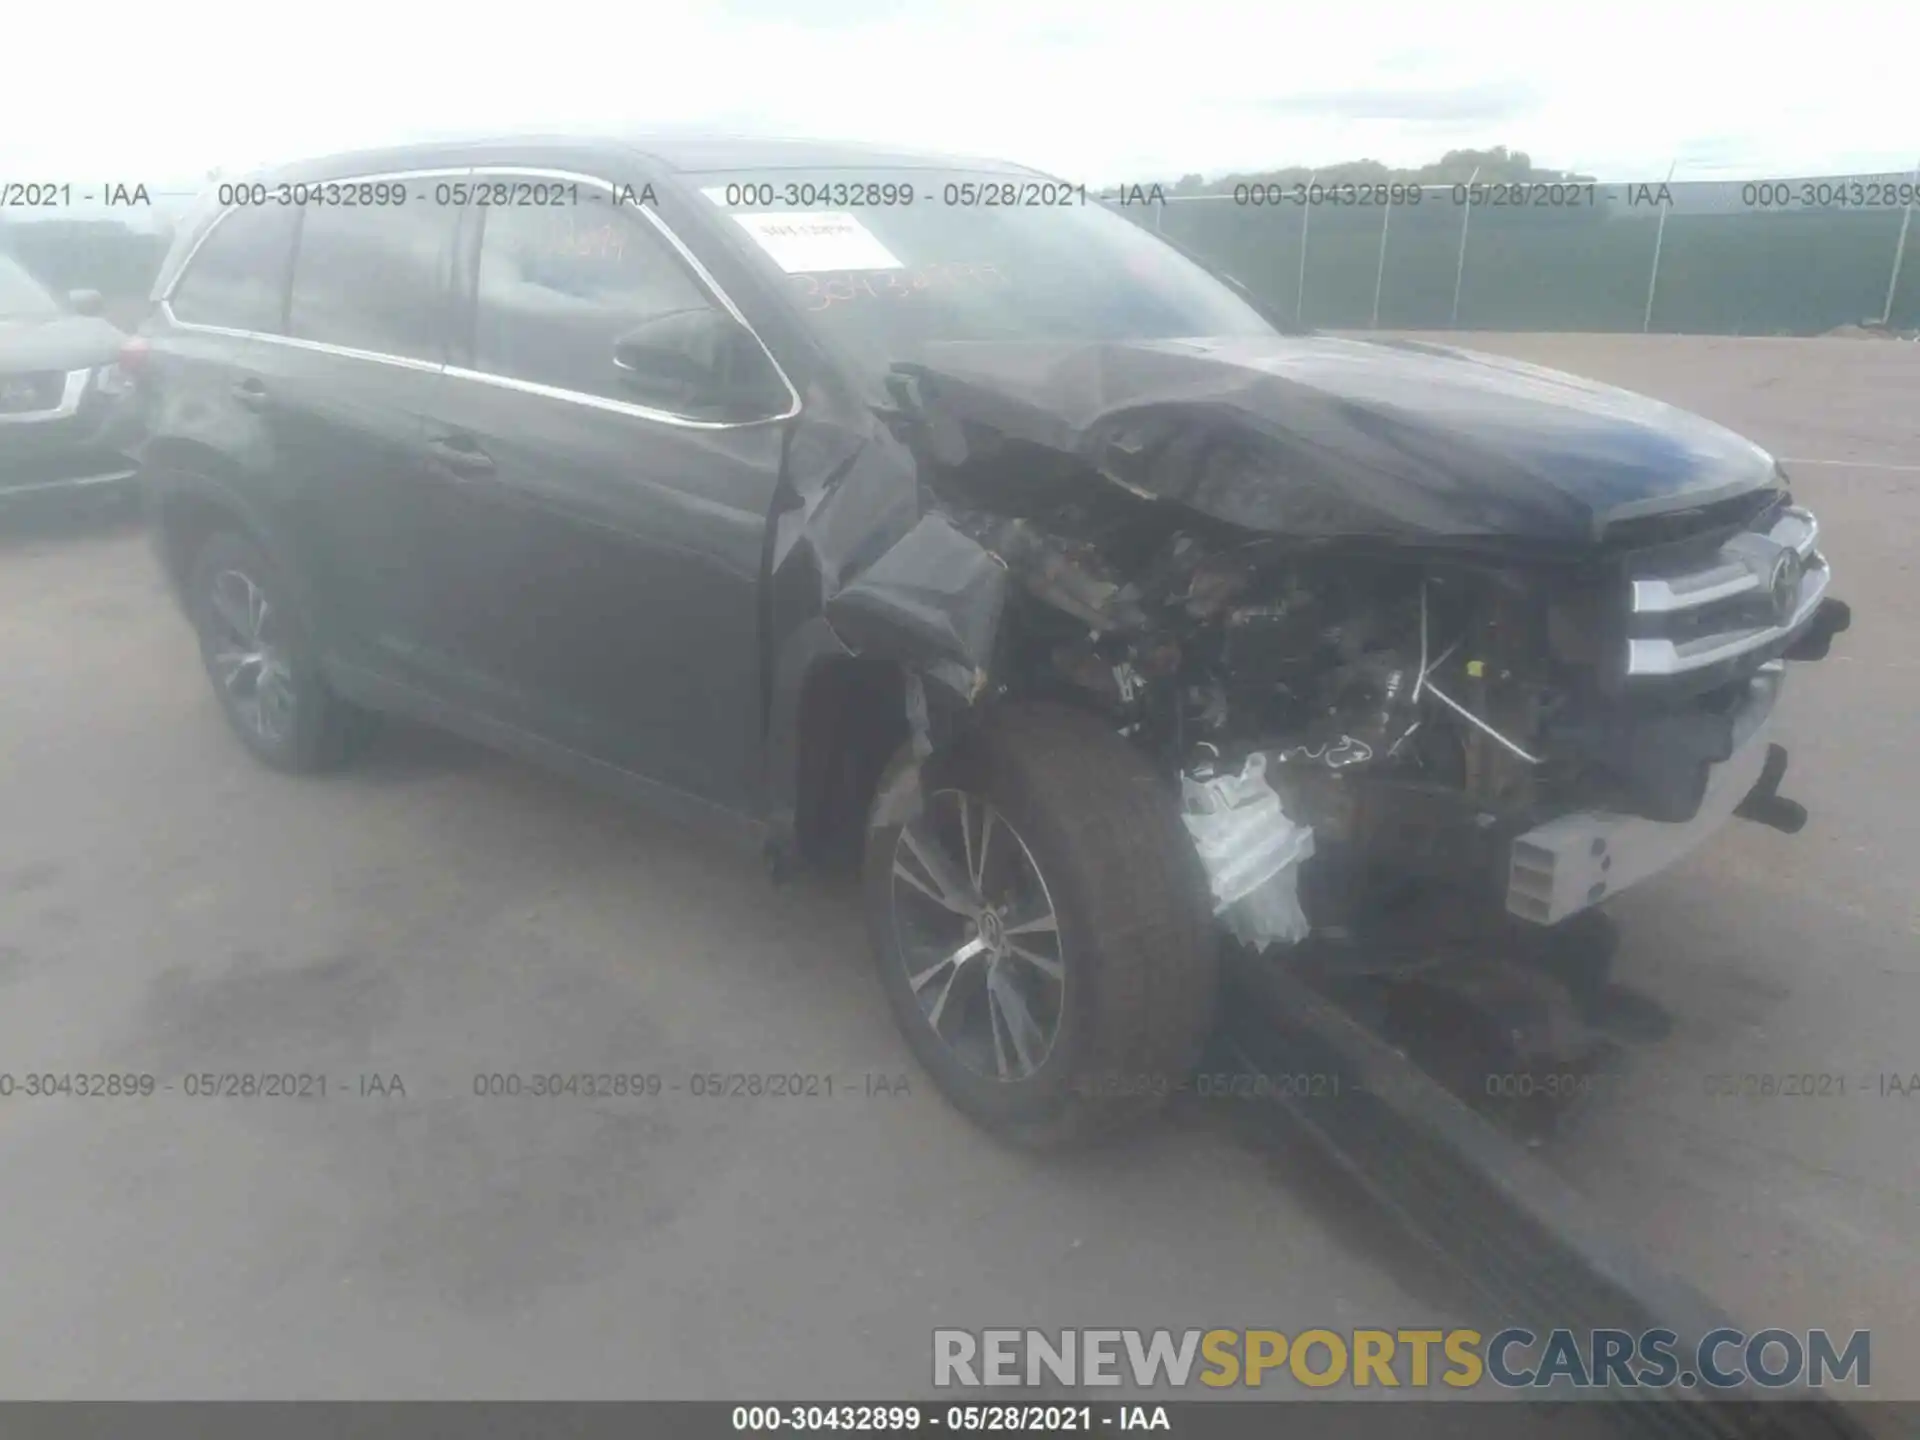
611 308 786 421
67 289 106 317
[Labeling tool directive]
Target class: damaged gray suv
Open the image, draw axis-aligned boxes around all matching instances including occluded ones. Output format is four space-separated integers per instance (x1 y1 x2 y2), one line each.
134 134 1852 1145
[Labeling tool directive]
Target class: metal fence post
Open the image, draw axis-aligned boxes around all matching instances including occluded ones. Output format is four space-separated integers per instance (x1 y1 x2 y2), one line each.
1295 171 1316 325
1879 159 1918 327
1642 159 1678 333
1450 166 1479 327
1154 195 1165 234
1370 185 1395 329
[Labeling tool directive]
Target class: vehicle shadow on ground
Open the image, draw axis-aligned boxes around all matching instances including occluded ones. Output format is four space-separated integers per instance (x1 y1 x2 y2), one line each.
1310 919 1679 1144
1159 923 1684 1319
1169 1070 1479 1319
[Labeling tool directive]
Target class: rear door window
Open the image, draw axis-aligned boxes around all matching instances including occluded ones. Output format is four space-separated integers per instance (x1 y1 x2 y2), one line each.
168 206 298 333
288 196 459 363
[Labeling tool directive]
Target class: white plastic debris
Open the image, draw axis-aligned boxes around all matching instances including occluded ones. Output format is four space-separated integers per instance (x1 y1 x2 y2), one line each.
1180 752 1316 950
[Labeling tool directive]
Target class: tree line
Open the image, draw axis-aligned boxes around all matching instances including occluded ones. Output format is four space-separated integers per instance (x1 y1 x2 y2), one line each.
1154 146 1596 195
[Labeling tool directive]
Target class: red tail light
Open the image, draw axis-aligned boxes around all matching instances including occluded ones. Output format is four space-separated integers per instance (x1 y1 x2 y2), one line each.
118 336 151 376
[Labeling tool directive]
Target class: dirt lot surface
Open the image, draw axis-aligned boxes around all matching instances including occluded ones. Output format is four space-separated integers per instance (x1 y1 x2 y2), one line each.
0 332 1914 1404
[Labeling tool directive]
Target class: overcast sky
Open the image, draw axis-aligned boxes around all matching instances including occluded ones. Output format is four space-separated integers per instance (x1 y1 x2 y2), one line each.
5 0 1916 189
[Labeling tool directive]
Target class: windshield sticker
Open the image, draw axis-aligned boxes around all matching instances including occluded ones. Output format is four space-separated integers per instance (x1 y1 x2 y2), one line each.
728 212 905 274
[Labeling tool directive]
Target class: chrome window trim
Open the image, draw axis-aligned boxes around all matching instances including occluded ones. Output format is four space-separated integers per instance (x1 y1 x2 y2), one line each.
157 162 801 431
254 332 445 372
156 299 445 374
154 307 254 341
456 165 802 429
439 364 785 430
0 368 88 425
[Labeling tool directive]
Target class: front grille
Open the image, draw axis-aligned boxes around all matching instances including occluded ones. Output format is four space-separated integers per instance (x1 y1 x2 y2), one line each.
0 370 64 414
0 368 83 420
1622 505 1829 680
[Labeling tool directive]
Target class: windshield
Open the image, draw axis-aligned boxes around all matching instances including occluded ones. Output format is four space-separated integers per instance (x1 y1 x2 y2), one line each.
0 251 61 320
692 168 1280 370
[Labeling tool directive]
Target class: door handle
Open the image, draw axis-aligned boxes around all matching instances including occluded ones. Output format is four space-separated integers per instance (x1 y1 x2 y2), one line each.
231 378 269 411
427 434 496 477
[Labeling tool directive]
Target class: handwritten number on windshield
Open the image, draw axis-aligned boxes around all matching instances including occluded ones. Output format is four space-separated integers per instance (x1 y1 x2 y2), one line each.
790 262 1003 311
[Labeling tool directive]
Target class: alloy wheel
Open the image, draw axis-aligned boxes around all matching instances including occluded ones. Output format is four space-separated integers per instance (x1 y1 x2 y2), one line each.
889 788 1066 1082
204 568 297 747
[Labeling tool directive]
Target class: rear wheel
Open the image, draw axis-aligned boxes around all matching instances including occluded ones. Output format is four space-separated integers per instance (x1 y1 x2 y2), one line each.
185 530 374 772
863 703 1219 1147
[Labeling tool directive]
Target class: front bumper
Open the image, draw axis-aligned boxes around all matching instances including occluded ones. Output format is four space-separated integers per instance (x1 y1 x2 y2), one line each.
1505 663 1784 925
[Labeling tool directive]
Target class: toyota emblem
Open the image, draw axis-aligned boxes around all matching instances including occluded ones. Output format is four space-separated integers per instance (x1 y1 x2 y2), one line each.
1768 551 1803 624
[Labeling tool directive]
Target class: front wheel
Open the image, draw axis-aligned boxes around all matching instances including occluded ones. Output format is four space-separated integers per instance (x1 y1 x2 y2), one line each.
863 703 1219 1147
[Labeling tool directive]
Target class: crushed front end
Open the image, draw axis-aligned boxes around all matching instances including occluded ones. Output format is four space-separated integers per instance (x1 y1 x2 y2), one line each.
802 336 1851 971
933 477 1848 954
792 333 1854 1136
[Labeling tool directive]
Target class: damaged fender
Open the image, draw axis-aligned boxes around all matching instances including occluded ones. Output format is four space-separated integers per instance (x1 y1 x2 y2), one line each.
820 513 1008 703
759 396 1010 851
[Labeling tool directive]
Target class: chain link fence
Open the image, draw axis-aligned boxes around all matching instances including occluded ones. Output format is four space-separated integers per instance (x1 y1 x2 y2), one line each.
1142 170 1920 336
5 167 1918 338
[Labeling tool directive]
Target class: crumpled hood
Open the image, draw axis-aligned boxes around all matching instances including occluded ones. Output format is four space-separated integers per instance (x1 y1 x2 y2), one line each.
0 313 125 374
897 334 1782 547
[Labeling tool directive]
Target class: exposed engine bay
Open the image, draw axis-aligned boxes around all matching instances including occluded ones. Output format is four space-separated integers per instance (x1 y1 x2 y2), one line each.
914 435 1846 954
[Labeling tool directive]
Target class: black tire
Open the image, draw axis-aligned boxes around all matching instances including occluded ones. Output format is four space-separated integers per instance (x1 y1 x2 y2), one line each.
185 530 374 772
863 702 1219 1148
